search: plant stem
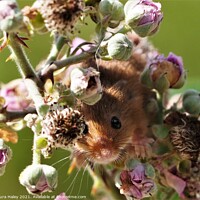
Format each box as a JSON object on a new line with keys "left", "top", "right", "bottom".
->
{"left": 54, "top": 48, "right": 96, "bottom": 68}
{"left": 32, "top": 132, "right": 41, "bottom": 165}
{"left": 39, "top": 47, "right": 96, "bottom": 82}
{"left": 0, "top": 108, "right": 36, "bottom": 122}
{"left": 88, "top": 166, "right": 126, "bottom": 200}
{"left": 8, "top": 33, "right": 45, "bottom": 165}
{"left": 45, "top": 35, "right": 66, "bottom": 66}
{"left": 118, "top": 24, "right": 132, "bottom": 35}
{"left": 8, "top": 33, "right": 42, "bottom": 86}
{"left": 8, "top": 33, "right": 45, "bottom": 116}
{"left": 24, "top": 79, "right": 44, "bottom": 116}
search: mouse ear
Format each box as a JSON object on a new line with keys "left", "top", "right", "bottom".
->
{"left": 113, "top": 80, "right": 127, "bottom": 89}
{"left": 107, "top": 80, "right": 128, "bottom": 101}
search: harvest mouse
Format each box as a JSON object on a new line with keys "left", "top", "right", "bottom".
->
{"left": 73, "top": 35, "right": 157, "bottom": 165}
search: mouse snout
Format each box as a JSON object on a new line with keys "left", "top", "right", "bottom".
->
{"left": 91, "top": 137, "right": 119, "bottom": 164}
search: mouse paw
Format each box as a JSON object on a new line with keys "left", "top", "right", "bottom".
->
{"left": 131, "top": 135, "right": 154, "bottom": 159}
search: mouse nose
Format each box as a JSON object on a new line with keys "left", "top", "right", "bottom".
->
{"left": 92, "top": 138, "right": 119, "bottom": 164}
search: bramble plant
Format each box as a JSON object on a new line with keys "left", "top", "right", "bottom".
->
{"left": 0, "top": 0, "right": 199, "bottom": 200}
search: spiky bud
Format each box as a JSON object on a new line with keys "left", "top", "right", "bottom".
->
{"left": 41, "top": 104, "right": 87, "bottom": 158}
{"left": 165, "top": 112, "right": 200, "bottom": 162}
{"left": 37, "top": 0, "right": 85, "bottom": 36}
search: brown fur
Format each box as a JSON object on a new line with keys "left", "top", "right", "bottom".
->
{"left": 74, "top": 37, "right": 156, "bottom": 164}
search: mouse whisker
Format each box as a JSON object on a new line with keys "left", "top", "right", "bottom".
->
{"left": 65, "top": 159, "right": 88, "bottom": 195}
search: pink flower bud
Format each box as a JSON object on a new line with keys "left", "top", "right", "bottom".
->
{"left": 124, "top": 0, "right": 163, "bottom": 37}
{"left": 19, "top": 164, "right": 58, "bottom": 195}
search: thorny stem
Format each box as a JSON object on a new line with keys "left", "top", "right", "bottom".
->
{"left": 88, "top": 166, "right": 126, "bottom": 200}
{"left": 8, "top": 33, "right": 45, "bottom": 165}
{"left": 8, "top": 33, "right": 45, "bottom": 116}
{"left": 8, "top": 33, "right": 42, "bottom": 86}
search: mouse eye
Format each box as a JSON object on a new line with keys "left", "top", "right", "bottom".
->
{"left": 111, "top": 116, "right": 121, "bottom": 129}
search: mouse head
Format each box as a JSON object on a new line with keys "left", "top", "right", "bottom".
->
{"left": 74, "top": 80, "right": 146, "bottom": 164}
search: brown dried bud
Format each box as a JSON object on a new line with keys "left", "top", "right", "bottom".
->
{"left": 165, "top": 112, "right": 200, "bottom": 162}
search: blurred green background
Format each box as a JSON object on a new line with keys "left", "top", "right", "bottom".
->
{"left": 0, "top": 0, "right": 200, "bottom": 200}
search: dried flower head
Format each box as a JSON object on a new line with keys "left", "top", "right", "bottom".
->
{"left": 41, "top": 103, "right": 87, "bottom": 158}
{"left": 37, "top": 0, "right": 85, "bottom": 36}
{"left": 165, "top": 112, "right": 200, "bottom": 162}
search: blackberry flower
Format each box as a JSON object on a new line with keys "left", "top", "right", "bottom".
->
{"left": 117, "top": 163, "right": 156, "bottom": 199}
{"left": 41, "top": 104, "right": 87, "bottom": 158}
{"left": 37, "top": 0, "right": 84, "bottom": 36}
